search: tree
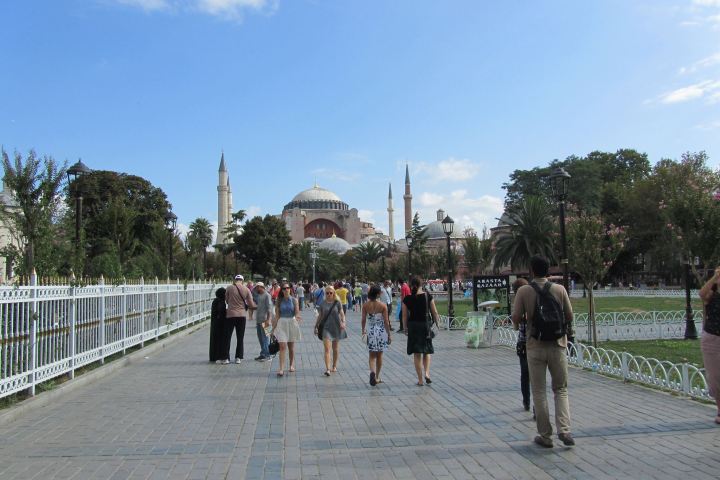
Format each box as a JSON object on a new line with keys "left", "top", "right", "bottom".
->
{"left": 353, "top": 242, "right": 384, "bottom": 280}
{"left": 566, "top": 212, "right": 626, "bottom": 346}
{"left": 234, "top": 215, "right": 291, "bottom": 278}
{"left": 188, "top": 217, "right": 213, "bottom": 277}
{"left": 492, "top": 196, "right": 556, "bottom": 273}
{"left": 1, "top": 149, "right": 67, "bottom": 275}
{"left": 463, "top": 226, "right": 492, "bottom": 275}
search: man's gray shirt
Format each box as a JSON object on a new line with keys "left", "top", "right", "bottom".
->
{"left": 255, "top": 291, "right": 273, "bottom": 324}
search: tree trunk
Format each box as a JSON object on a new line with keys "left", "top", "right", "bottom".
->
{"left": 202, "top": 250, "right": 207, "bottom": 278}
{"left": 26, "top": 241, "right": 34, "bottom": 276}
{"left": 588, "top": 288, "right": 598, "bottom": 347}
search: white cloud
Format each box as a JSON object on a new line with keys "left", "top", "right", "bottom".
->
{"left": 695, "top": 120, "right": 720, "bottom": 130}
{"left": 111, "top": 0, "right": 276, "bottom": 20}
{"left": 114, "top": 0, "right": 169, "bottom": 10}
{"left": 414, "top": 189, "right": 504, "bottom": 233}
{"left": 357, "top": 209, "right": 376, "bottom": 225}
{"left": 655, "top": 79, "right": 720, "bottom": 104}
{"left": 679, "top": 52, "right": 720, "bottom": 74}
{"left": 693, "top": 0, "right": 720, "bottom": 7}
{"left": 245, "top": 205, "right": 262, "bottom": 219}
{"left": 413, "top": 157, "right": 483, "bottom": 184}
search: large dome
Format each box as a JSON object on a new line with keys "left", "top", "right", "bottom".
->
{"left": 284, "top": 184, "right": 349, "bottom": 212}
{"left": 292, "top": 185, "right": 342, "bottom": 203}
{"left": 425, "top": 220, "right": 462, "bottom": 240}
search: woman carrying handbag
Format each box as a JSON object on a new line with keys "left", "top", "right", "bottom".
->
{"left": 314, "top": 286, "right": 346, "bottom": 376}
{"left": 401, "top": 277, "right": 440, "bottom": 386}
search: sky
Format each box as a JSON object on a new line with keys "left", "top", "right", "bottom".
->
{"left": 2, "top": 0, "right": 720, "bottom": 241}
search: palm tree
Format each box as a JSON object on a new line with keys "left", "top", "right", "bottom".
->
{"left": 353, "top": 241, "right": 385, "bottom": 279}
{"left": 189, "top": 217, "right": 213, "bottom": 277}
{"left": 492, "top": 196, "right": 556, "bottom": 273}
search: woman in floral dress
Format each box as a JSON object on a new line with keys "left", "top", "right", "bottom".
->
{"left": 361, "top": 284, "right": 391, "bottom": 386}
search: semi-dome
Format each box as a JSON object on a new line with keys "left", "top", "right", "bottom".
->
{"left": 284, "top": 184, "right": 349, "bottom": 212}
{"left": 317, "top": 234, "right": 352, "bottom": 254}
{"left": 425, "top": 220, "right": 462, "bottom": 240}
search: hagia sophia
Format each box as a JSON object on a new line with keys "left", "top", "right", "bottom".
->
{"left": 215, "top": 153, "right": 463, "bottom": 255}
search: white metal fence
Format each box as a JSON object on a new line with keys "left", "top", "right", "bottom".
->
{"left": 0, "top": 276, "right": 216, "bottom": 399}
{"left": 569, "top": 288, "right": 698, "bottom": 298}
{"left": 445, "top": 313, "right": 711, "bottom": 401}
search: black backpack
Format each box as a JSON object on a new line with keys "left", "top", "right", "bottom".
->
{"left": 529, "top": 282, "right": 566, "bottom": 341}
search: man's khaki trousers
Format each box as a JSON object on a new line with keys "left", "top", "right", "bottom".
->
{"left": 527, "top": 342, "right": 571, "bottom": 440}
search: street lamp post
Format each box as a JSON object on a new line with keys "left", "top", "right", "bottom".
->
{"left": 66, "top": 159, "right": 92, "bottom": 272}
{"left": 405, "top": 233, "right": 414, "bottom": 281}
{"left": 442, "top": 215, "right": 455, "bottom": 319}
{"left": 684, "top": 257, "right": 698, "bottom": 339}
{"left": 550, "top": 167, "right": 571, "bottom": 292}
{"left": 165, "top": 212, "right": 177, "bottom": 277}
{"left": 311, "top": 241, "right": 318, "bottom": 284}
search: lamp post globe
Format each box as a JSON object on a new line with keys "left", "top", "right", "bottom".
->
{"left": 550, "top": 167, "right": 571, "bottom": 293}
{"left": 66, "top": 159, "right": 92, "bottom": 272}
{"left": 441, "top": 215, "right": 455, "bottom": 320}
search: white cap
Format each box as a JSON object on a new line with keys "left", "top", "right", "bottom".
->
{"left": 255, "top": 282, "right": 265, "bottom": 288}
{"left": 234, "top": 274, "right": 244, "bottom": 281}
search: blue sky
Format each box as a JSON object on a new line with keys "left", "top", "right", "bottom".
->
{"left": 2, "top": 0, "right": 719, "bottom": 240}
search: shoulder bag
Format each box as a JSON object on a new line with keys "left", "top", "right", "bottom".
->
{"left": 425, "top": 293, "right": 439, "bottom": 339}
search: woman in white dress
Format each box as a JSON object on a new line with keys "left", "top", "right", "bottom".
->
{"left": 361, "top": 284, "right": 391, "bottom": 386}
{"left": 272, "top": 283, "right": 302, "bottom": 377}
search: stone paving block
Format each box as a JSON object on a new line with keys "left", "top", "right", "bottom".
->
{"left": 1, "top": 309, "right": 720, "bottom": 479}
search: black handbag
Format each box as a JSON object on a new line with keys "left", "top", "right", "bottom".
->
{"left": 425, "top": 293, "right": 438, "bottom": 339}
{"left": 268, "top": 336, "right": 280, "bottom": 355}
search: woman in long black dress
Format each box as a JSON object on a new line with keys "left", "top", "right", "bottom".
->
{"left": 402, "top": 277, "right": 440, "bottom": 386}
{"left": 210, "top": 287, "right": 226, "bottom": 363}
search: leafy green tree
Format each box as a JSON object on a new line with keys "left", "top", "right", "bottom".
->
{"left": 493, "top": 196, "right": 556, "bottom": 272}
{"left": 189, "top": 217, "right": 213, "bottom": 277}
{"left": 353, "top": 241, "right": 384, "bottom": 280}
{"left": 566, "top": 212, "right": 627, "bottom": 346}
{"left": 234, "top": 215, "right": 291, "bottom": 278}
{"left": 1, "top": 149, "right": 67, "bottom": 275}
{"left": 462, "top": 226, "right": 492, "bottom": 275}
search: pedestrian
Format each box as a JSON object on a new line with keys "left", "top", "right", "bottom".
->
{"left": 314, "top": 282, "right": 325, "bottom": 307}
{"left": 379, "top": 280, "right": 394, "bottom": 330}
{"left": 210, "top": 287, "right": 226, "bottom": 363}
{"left": 296, "top": 283, "right": 305, "bottom": 310}
{"left": 361, "top": 281, "right": 369, "bottom": 305}
{"left": 511, "top": 255, "right": 575, "bottom": 448}
{"left": 251, "top": 282, "right": 274, "bottom": 361}
{"left": 402, "top": 277, "right": 439, "bottom": 386}
{"left": 270, "top": 280, "right": 280, "bottom": 301}
{"left": 272, "top": 283, "right": 302, "bottom": 376}
{"left": 335, "top": 282, "right": 349, "bottom": 314}
{"left": 699, "top": 266, "right": 720, "bottom": 424}
{"left": 397, "top": 278, "right": 411, "bottom": 333}
{"left": 362, "top": 284, "right": 391, "bottom": 386}
{"left": 353, "top": 283, "right": 362, "bottom": 310}
{"left": 314, "top": 285, "right": 346, "bottom": 376}
{"left": 512, "top": 277, "right": 531, "bottom": 412}
{"left": 223, "top": 275, "right": 256, "bottom": 365}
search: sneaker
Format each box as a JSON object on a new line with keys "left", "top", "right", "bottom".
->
{"left": 254, "top": 356, "right": 264, "bottom": 361}
{"left": 221, "top": 359, "right": 230, "bottom": 365}
{"left": 260, "top": 356, "right": 272, "bottom": 362}
{"left": 215, "top": 360, "right": 222, "bottom": 365}
{"left": 534, "top": 436, "right": 553, "bottom": 448}
{"left": 235, "top": 358, "right": 243, "bottom": 364}
{"left": 558, "top": 433, "right": 575, "bottom": 446}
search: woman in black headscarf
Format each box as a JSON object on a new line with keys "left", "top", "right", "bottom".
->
{"left": 210, "top": 287, "right": 226, "bottom": 363}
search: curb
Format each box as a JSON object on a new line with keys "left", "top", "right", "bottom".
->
{"left": 0, "top": 318, "right": 209, "bottom": 427}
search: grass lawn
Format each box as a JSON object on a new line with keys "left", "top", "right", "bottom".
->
{"left": 585, "top": 339, "right": 703, "bottom": 367}
{"left": 434, "top": 296, "right": 702, "bottom": 317}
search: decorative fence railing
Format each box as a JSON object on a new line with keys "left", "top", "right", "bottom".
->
{"left": 569, "top": 288, "right": 699, "bottom": 298}
{"left": 0, "top": 277, "right": 216, "bottom": 399}
{"left": 442, "top": 312, "right": 712, "bottom": 400}
{"left": 441, "top": 310, "right": 702, "bottom": 341}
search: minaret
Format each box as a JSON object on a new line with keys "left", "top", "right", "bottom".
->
{"left": 403, "top": 163, "right": 412, "bottom": 235}
{"left": 227, "top": 176, "right": 233, "bottom": 228}
{"left": 387, "top": 183, "right": 395, "bottom": 242}
{"left": 217, "top": 152, "right": 229, "bottom": 245}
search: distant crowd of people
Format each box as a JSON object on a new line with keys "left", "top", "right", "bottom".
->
{"left": 209, "top": 276, "right": 439, "bottom": 384}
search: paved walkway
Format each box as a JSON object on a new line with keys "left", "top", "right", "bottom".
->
{"left": 1, "top": 307, "right": 719, "bottom": 479}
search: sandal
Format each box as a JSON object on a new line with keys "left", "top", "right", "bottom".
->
{"left": 289, "top": 366, "right": 296, "bottom": 373}
{"left": 369, "top": 371, "right": 377, "bottom": 386}
{"left": 416, "top": 381, "right": 424, "bottom": 386}
{"left": 324, "top": 371, "right": 331, "bottom": 377}
{"left": 425, "top": 377, "right": 432, "bottom": 384}
{"left": 331, "top": 367, "right": 338, "bottom": 373}
{"left": 277, "top": 371, "right": 284, "bottom": 377}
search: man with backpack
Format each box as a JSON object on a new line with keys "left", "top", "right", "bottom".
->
{"left": 511, "top": 255, "right": 575, "bottom": 448}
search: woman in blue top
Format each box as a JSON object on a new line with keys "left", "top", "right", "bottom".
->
{"left": 272, "top": 283, "right": 302, "bottom": 377}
